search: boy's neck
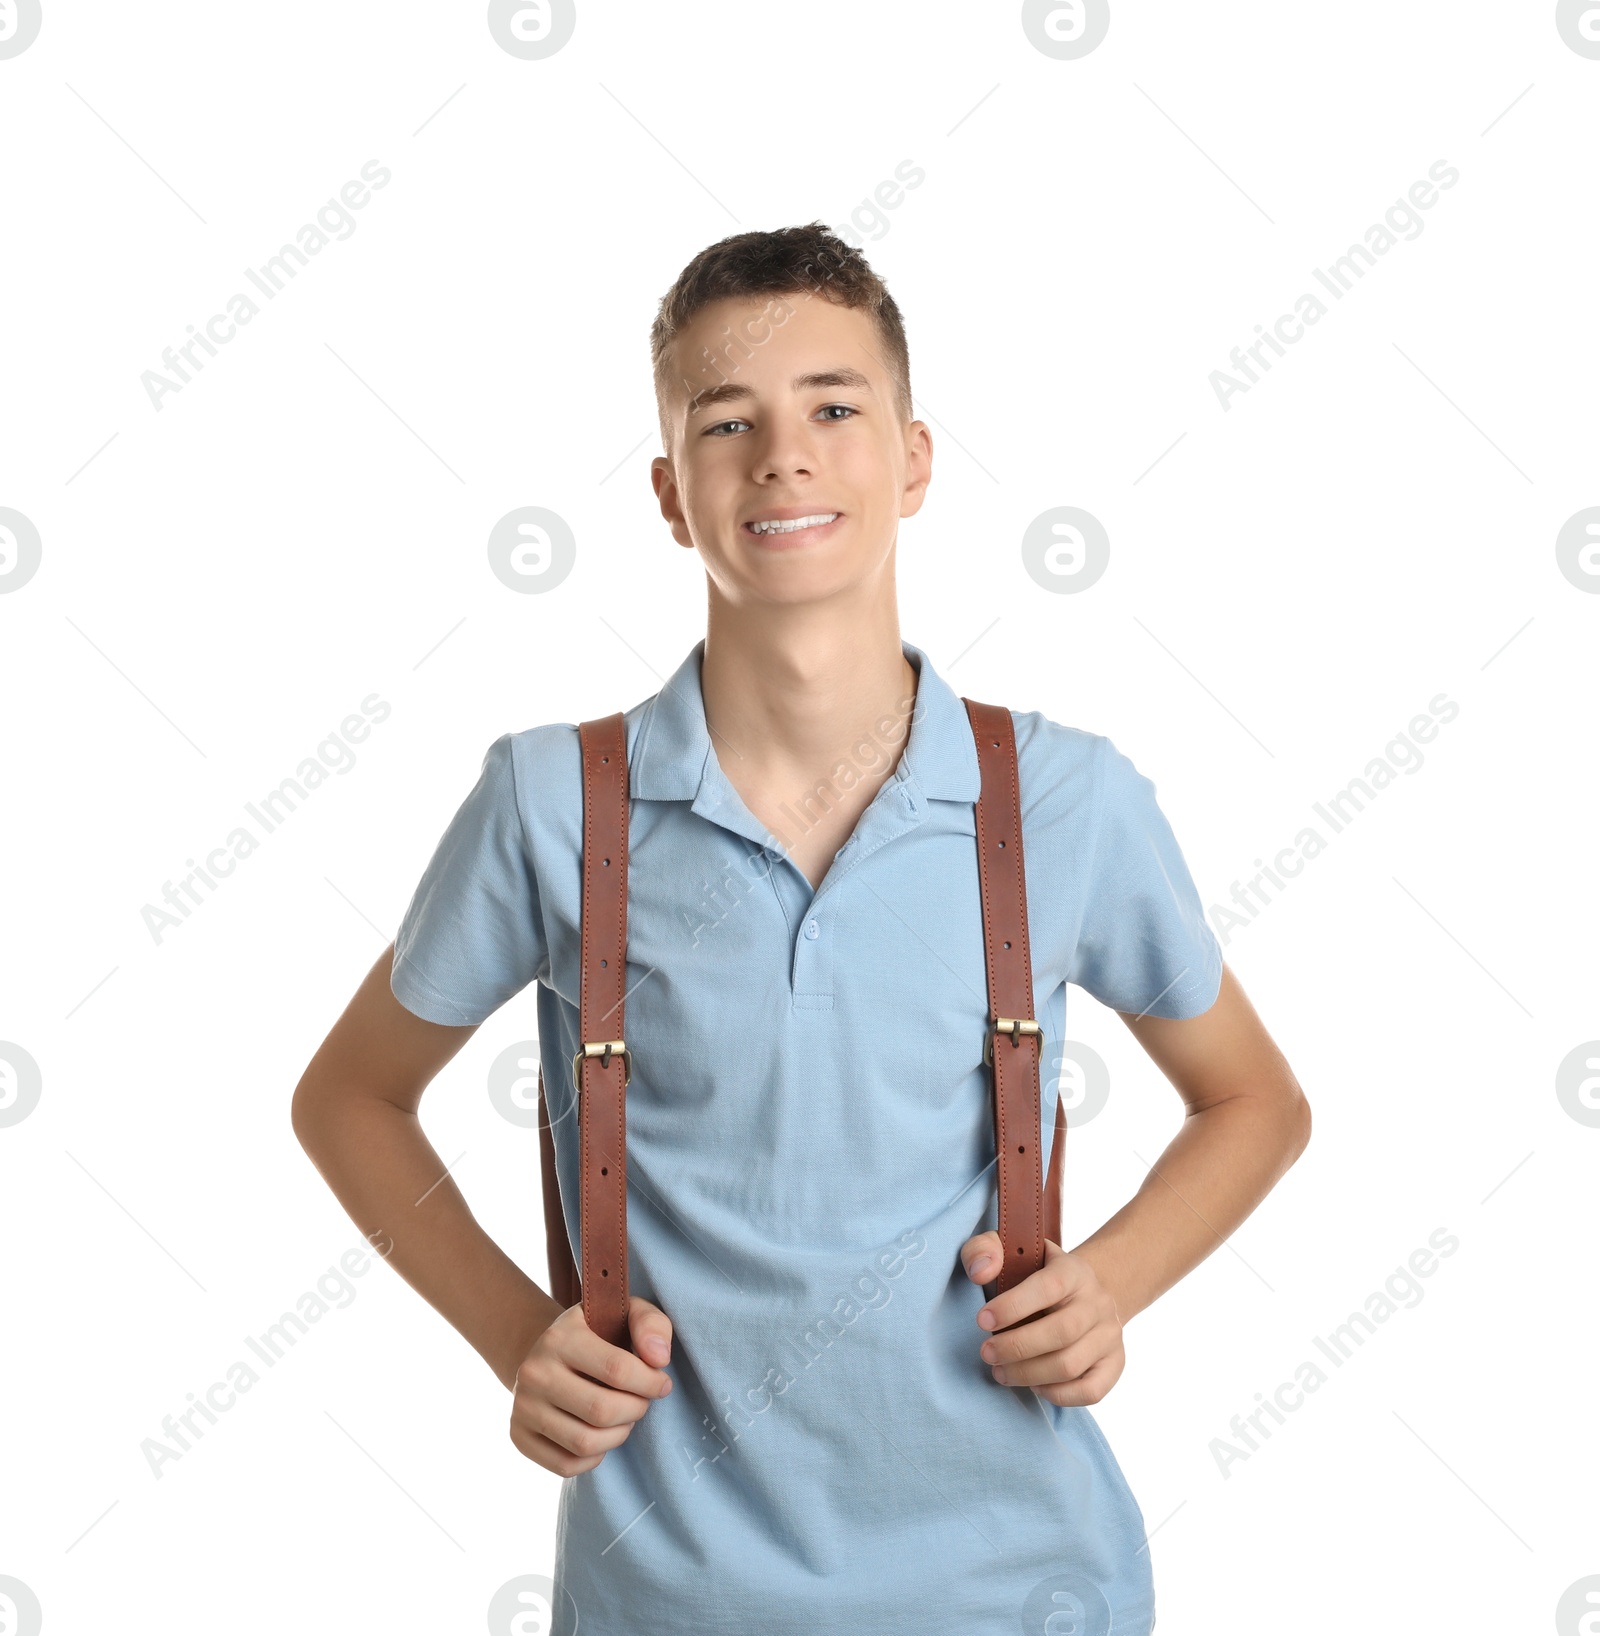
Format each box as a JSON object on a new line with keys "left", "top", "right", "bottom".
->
{"left": 698, "top": 604, "right": 917, "bottom": 782}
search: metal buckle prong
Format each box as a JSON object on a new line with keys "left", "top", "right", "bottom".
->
{"left": 982, "top": 1016, "right": 1041, "bottom": 1066}
{"left": 571, "top": 1039, "right": 633, "bottom": 1095}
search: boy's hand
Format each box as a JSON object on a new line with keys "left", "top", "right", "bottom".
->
{"left": 959, "top": 1232, "right": 1125, "bottom": 1407}
{"left": 509, "top": 1295, "right": 675, "bottom": 1476}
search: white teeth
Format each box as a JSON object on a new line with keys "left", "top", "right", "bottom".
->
{"left": 747, "top": 513, "right": 838, "bottom": 535}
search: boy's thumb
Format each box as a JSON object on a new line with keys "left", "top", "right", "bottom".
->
{"left": 628, "top": 1296, "right": 673, "bottom": 1369}
{"left": 961, "top": 1230, "right": 1003, "bottom": 1283}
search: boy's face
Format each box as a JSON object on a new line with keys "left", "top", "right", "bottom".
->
{"left": 651, "top": 292, "right": 932, "bottom": 607}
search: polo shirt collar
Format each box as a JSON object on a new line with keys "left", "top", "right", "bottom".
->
{"left": 629, "top": 637, "right": 982, "bottom": 808}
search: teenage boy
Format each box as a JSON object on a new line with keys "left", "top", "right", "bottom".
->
{"left": 292, "top": 224, "right": 1310, "bottom": 1635}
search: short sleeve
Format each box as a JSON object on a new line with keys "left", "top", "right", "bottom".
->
{"left": 1067, "top": 735, "right": 1222, "bottom": 1019}
{"left": 390, "top": 733, "right": 547, "bottom": 1026}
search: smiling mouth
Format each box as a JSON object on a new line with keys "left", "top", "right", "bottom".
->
{"left": 742, "top": 512, "right": 842, "bottom": 538}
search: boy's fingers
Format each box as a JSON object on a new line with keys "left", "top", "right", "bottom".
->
{"left": 975, "top": 1242, "right": 1092, "bottom": 1334}
{"left": 975, "top": 1250, "right": 1079, "bottom": 1335}
{"left": 1038, "top": 1354, "right": 1123, "bottom": 1407}
{"left": 555, "top": 1307, "right": 673, "bottom": 1399}
{"left": 540, "top": 1371, "right": 652, "bottom": 1430}
{"left": 979, "top": 1302, "right": 1097, "bottom": 1367}
{"left": 960, "top": 1230, "right": 1004, "bottom": 1282}
{"left": 628, "top": 1296, "right": 675, "bottom": 1376}
{"left": 987, "top": 1317, "right": 1117, "bottom": 1382}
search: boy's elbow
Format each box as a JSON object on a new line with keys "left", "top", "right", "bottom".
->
{"left": 290, "top": 1069, "right": 334, "bottom": 1157}
{"left": 1282, "top": 1074, "right": 1312, "bottom": 1163}
{"left": 289, "top": 1079, "right": 316, "bottom": 1153}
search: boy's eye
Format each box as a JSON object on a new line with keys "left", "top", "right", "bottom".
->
{"left": 703, "top": 404, "right": 859, "bottom": 437}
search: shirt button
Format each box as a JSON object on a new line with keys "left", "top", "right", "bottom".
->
{"left": 803, "top": 918, "right": 820, "bottom": 940}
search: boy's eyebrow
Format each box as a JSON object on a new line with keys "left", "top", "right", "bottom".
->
{"left": 685, "top": 367, "right": 875, "bottom": 417}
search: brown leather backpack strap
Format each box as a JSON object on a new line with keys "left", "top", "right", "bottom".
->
{"left": 575, "top": 712, "right": 632, "bottom": 1350}
{"left": 963, "top": 698, "right": 1047, "bottom": 1305}
{"left": 537, "top": 1065, "right": 582, "bottom": 1311}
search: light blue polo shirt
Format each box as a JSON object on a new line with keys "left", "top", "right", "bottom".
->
{"left": 391, "top": 636, "right": 1221, "bottom": 1635}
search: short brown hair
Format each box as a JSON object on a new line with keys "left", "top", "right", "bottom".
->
{"left": 649, "top": 222, "right": 912, "bottom": 451}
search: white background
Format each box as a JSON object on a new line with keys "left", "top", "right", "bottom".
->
{"left": 2, "top": 2, "right": 1596, "bottom": 1631}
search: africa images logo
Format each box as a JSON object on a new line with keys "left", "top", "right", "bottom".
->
{"left": 0, "top": 0, "right": 43, "bottom": 58}
{"left": 1020, "top": 0, "right": 1111, "bottom": 59}
{"left": 0, "top": 507, "right": 43, "bottom": 593}
{"left": 139, "top": 162, "right": 392, "bottom": 411}
{"left": 486, "top": 0, "right": 577, "bottom": 58}
{"left": 1556, "top": 0, "right": 1600, "bottom": 56}
{"left": 1208, "top": 162, "right": 1460, "bottom": 411}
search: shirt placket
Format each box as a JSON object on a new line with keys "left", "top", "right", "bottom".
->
{"left": 689, "top": 754, "right": 931, "bottom": 1009}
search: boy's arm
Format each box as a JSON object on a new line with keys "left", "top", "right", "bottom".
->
{"left": 961, "top": 963, "right": 1310, "bottom": 1402}
{"left": 290, "top": 946, "right": 563, "bottom": 1390}
{"left": 1073, "top": 961, "right": 1311, "bottom": 1321}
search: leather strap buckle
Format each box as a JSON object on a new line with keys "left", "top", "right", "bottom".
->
{"left": 983, "top": 1016, "right": 1041, "bottom": 1066}
{"left": 572, "top": 1039, "right": 632, "bottom": 1096}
